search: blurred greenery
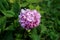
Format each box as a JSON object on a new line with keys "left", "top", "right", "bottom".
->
{"left": 0, "top": 0, "right": 60, "bottom": 40}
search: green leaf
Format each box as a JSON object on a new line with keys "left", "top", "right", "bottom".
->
{"left": 26, "top": 0, "right": 43, "bottom": 3}
{"left": 0, "top": 0, "right": 6, "bottom": 10}
{"left": 49, "top": 31, "right": 59, "bottom": 40}
{"left": 9, "top": 0, "right": 15, "bottom": 3}
{"left": 15, "top": 33, "right": 22, "bottom": 40}
{"left": 11, "top": 0, "right": 20, "bottom": 13}
{"left": 5, "top": 23, "right": 14, "bottom": 30}
{"left": 36, "top": 5, "right": 41, "bottom": 11}
{"left": 0, "top": 16, "right": 6, "bottom": 31}
{"left": 29, "top": 4, "right": 35, "bottom": 9}
{"left": 40, "top": 24, "right": 47, "bottom": 33}
{"left": 13, "top": 19, "right": 19, "bottom": 28}
{"left": 5, "top": 19, "right": 19, "bottom": 30}
{"left": 1, "top": 10, "right": 15, "bottom": 17}
{"left": 30, "top": 28, "right": 40, "bottom": 40}
{"left": 0, "top": 0, "right": 9, "bottom": 10}
{"left": 20, "top": 2, "right": 28, "bottom": 7}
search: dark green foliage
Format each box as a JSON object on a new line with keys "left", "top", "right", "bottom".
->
{"left": 0, "top": 0, "right": 60, "bottom": 40}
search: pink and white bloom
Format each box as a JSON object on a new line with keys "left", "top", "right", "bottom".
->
{"left": 19, "top": 9, "right": 41, "bottom": 30}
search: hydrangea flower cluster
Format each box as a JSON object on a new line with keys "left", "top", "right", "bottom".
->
{"left": 19, "top": 9, "right": 41, "bottom": 30}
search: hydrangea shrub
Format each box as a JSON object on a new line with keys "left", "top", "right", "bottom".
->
{"left": 19, "top": 9, "right": 41, "bottom": 30}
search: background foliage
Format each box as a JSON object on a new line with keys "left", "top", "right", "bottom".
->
{"left": 0, "top": 0, "right": 60, "bottom": 40}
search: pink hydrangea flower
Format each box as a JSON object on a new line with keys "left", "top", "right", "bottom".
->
{"left": 19, "top": 9, "right": 41, "bottom": 30}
